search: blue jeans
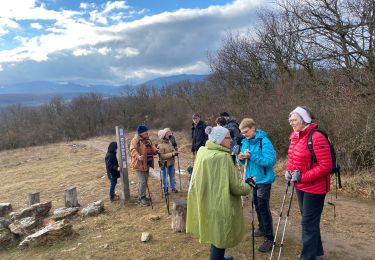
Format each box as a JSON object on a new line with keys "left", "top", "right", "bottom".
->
{"left": 296, "top": 189, "right": 325, "bottom": 260}
{"left": 109, "top": 177, "right": 118, "bottom": 200}
{"left": 161, "top": 165, "right": 175, "bottom": 192}
{"left": 253, "top": 184, "right": 274, "bottom": 241}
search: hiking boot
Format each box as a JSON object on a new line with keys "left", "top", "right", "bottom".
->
{"left": 139, "top": 197, "right": 150, "bottom": 207}
{"left": 172, "top": 189, "right": 178, "bottom": 193}
{"left": 258, "top": 239, "right": 273, "bottom": 252}
{"left": 316, "top": 256, "right": 324, "bottom": 260}
{"left": 254, "top": 229, "right": 264, "bottom": 237}
{"left": 110, "top": 194, "right": 120, "bottom": 202}
{"left": 224, "top": 256, "right": 233, "bottom": 260}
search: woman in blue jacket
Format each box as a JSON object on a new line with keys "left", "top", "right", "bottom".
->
{"left": 238, "top": 118, "right": 276, "bottom": 253}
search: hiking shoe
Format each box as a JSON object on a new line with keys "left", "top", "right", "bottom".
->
{"left": 224, "top": 256, "right": 233, "bottom": 260}
{"left": 258, "top": 239, "right": 273, "bottom": 252}
{"left": 139, "top": 198, "right": 150, "bottom": 207}
{"left": 172, "top": 189, "right": 178, "bottom": 193}
{"left": 254, "top": 229, "right": 264, "bottom": 237}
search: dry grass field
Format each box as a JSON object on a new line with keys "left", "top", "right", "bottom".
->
{"left": 0, "top": 131, "right": 374, "bottom": 260}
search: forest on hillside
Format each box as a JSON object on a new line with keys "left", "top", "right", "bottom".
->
{"left": 0, "top": 0, "right": 374, "bottom": 172}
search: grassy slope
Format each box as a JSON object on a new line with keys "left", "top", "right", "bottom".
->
{"left": 0, "top": 132, "right": 374, "bottom": 259}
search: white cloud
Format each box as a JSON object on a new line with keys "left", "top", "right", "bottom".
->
{"left": 102, "top": 1, "right": 130, "bottom": 14}
{"left": 30, "top": 22, "right": 43, "bottom": 29}
{"left": 0, "top": 0, "right": 269, "bottom": 85}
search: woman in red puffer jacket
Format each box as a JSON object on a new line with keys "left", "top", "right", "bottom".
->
{"left": 285, "top": 106, "right": 332, "bottom": 260}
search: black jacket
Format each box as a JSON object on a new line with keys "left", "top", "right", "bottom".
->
{"left": 105, "top": 142, "right": 120, "bottom": 179}
{"left": 191, "top": 121, "right": 208, "bottom": 153}
{"left": 225, "top": 117, "right": 244, "bottom": 153}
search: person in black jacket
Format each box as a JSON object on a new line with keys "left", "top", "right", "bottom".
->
{"left": 105, "top": 142, "right": 121, "bottom": 202}
{"left": 191, "top": 113, "right": 208, "bottom": 156}
{"left": 220, "top": 112, "right": 244, "bottom": 164}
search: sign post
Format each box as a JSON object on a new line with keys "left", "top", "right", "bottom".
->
{"left": 116, "top": 126, "right": 130, "bottom": 202}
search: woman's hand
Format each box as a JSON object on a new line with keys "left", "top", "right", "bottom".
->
{"left": 238, "top": 150, "right": 250, "bottom": 160}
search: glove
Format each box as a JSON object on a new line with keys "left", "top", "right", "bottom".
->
{"left": 245, "top": 177, "right": 256, "bottom": 188}
{"left": 285, "top": 170, "right": 292, "bottom": 181}
{"left": 291, "top": 169, "right": 302, "bottom": 183}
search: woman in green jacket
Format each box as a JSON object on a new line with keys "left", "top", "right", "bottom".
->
{"left": 187, "top": 126, "right": 251, "bottom": 260}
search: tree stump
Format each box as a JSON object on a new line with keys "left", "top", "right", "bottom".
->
{"left": 64, "top": 187, "right": 80, "bottom": 208}
{"left": 27, "top": 192, "right": 40, "bottom": 206}
{"left": 171, "top": 199, "right": 187, "bottom": 232}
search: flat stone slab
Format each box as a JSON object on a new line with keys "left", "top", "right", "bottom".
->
{"left": 81, "top": 200, "right": 104, "bottom": 217}
{"left": 52, "top": 207, "right": 79, "bottom": 221}
{"left": 19, "top": 220, "right": 73, "bottom": 248}
{"left": 10, "top": 202, "right": 52, "bottom": 221}
{"left": 9, "top": 217, "right": 40, "bottom": 236}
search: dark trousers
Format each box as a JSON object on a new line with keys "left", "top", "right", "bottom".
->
{"left": 296, "top": 189, "right": 325, "bottom": 260}
{"left": 253, "top": 184, "right": 274, "bottom": 241}
{"left": 109, "top": 177, "right": 117, "bottom": 200}
{"left": 210, "top": 244, "right": 225, "bottom": 260}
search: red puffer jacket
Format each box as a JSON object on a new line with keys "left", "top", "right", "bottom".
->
{"left": 286, "top": 123, "right": 332, "bottom": 194}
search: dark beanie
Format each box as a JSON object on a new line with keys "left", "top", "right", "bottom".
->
{"left": 220, "top": 112, "right": 230, "bottom": 117}
{"left": 137, "top": 125, "right": 148, "bottom": 134}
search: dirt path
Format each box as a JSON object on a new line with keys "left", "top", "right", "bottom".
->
{"left": 243, "top": 181, "right": 375, "bottom": 259}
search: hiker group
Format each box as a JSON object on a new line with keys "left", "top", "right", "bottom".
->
{"left": 105, "top": 106, "right": 339, "bottom": 260}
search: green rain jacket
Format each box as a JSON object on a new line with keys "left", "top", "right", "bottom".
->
{"left": 186, "top": 140, "right": 251, "bottom": 249}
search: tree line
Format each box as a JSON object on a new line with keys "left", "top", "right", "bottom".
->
{"left": 0, "top": 0, "right": 374, "bottom": 171}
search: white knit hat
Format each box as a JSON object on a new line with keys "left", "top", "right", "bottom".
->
{"left": 158, "top": 129, "right": 167, "bottom": 139}
{"left": 292, "top": 106, "right": 312, "bottom": 123}
{"left": 205, "top": 126, "right": 229, "bottom": 144}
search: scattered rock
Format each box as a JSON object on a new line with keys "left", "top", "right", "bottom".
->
{"left": 100, "top": 243, "right": 109, "bottom": 249}
{"left": 149, "top": 215, "right": 160, "bottom": 221}
{"left": 10, "top": 202, "right": 52, "bottom": 221}
{"left": 0, "top": 226, "right": 14, "bottom": 247}
{"left": 0, "top": 218, "right": 10, "bottom": 229}
{"left": 9, "top": 217, "right": 41, "bottom": 236}
{"left": 19, "top": 220, "right": 73, "bottom": 248}
{"left": 0, "top": 203, "right": 12, "bottom": 217}
{"left": 61, "top": 242, "right": 82, "bottom": 252}
{"left": 52, "top": 207, "right": 79, "bottom": 221}
{"left": 81, "top": 201, "right": 104, "bottom": 217}
{"left": 141, "top": 232, "right": 151, "bottom": 242}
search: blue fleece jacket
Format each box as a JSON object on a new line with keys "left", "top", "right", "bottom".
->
{"left": 239, "top": 129, "right": 276, "bottom": 184}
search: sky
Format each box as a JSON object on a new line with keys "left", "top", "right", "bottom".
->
{"left": 0, "top": 0, "right": 274, "bottom": 86}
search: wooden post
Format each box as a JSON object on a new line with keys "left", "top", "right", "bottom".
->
{"left": 171, "top": 199, "right": 187, "bottom": 232}
{"left": 116, "top": 126, "right": 130, "bottom": 202}
{"left": 27, "top": 192, "right": 40, "bottom": 206}
{"left": 64, "top": 187, "right": 80, "bottom": 207}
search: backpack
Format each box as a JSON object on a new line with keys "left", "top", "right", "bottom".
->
{"left": 307, "top": 129, "right": 342, "bottom": 195}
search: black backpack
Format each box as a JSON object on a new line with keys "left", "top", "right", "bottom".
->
{"left": 307, "top": 129, "right": 342, "bottom": 195}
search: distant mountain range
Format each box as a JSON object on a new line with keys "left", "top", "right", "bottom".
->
{"left": 0, "top": 74, "right": 208, "bottom": 107}
{"left": 139, "top": 74, "right": 207, "bottom": 87}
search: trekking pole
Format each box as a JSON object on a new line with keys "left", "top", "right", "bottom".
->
{"left": 145, "top": 173, "right": 153, "bottom": 209}
{"left": 270, "top": 181, "right": 290, "bottom": 260}
{"left": 244, "top": 159, "right": 255, "bottom": 260}
{"left": 159, "top": 168, "right": 164, "bottom": 199}
{"left": 277, "top": 184, "right": 295, "bottom": 260}
{"left": 251, "top": 187, "right": 255, "bottom": 260}
{"left": 164, "top": 188, "right": 170, "bottom": 215}
{"left": 176, "top": 154, "right": 182, "bottom": 191}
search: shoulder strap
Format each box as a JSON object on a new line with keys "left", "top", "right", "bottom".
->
{"left": 258, "top": 138, "right": 266, "bottom": 176}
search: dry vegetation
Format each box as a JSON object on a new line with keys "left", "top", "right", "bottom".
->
{"left": 0, "top": 131, "right": 374, "bottom": 260}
